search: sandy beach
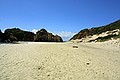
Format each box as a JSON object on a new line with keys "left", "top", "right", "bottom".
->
{"left": 0, "top": 42, "right": 120, "bottom": 80}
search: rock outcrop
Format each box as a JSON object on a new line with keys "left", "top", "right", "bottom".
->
{"left": 4, "top": 28, "right": 35, "bottom": 41}
{"left": 34, "top": 29, "right": 63, "bottom": 42}
{"left": 0, "top": 28, "right": 63, "bottom": 43}
{"left": 0, "top": 30, "right": 2, "bottom": 42}
{"left": 0, "top": 30, "right": 4, "bottom": 42}
{"left": 0, "top": 30, "right": 10, "bottom": 42}
{"left": 70, "top": 19, "right": 120, "bottom": 42}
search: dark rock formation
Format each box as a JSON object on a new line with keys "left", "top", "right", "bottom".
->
{"left": 0, "top": 30, "right": 2, "bottom": 42}
{"left": 4, "top": 28, "right": 35, "bottom": 41}
{"left": 34, "top": 29, "right": 63, "bottom": 42}
{"left": 0, "top": 28, "right": 63, "bottom": 43}
{"left": 6, "top": 33, "right": 17, "bottom": 42}
{"left": 0, "top": 30, "right": 9, "bottom": 42}
{"left": 0, "top": 30, "right": 3, "bottom": 42}
{"left": 70, "top": 19, "right": 120, "bottom": 41}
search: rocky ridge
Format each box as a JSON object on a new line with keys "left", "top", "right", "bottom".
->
{"left": 0, "top": 28, "right": 63, "bottom": 43}
{"left": 34, "top": 29, "right": 63, "bottom": 42}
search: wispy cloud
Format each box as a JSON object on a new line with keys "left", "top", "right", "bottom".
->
{"left": 54, "top": 31, "right": 76, "bottom": 41}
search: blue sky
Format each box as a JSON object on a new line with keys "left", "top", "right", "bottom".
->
{"left": 0, "top": 0, "right": 120, "bottom": 41}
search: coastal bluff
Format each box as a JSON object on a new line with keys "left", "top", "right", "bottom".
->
{"left": 0, "top": 28, "right": 63, "bottom": 42}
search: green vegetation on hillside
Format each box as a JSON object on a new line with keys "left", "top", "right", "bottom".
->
{"left": 70, "top": 19, "right": 120, "bottom": 41}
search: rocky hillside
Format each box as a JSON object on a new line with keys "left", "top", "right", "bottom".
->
{"left": 34, "top": 29, "right": 63, "bottom": 42}
{"left": 0, "top": 29, "right": 17, "bottom": 42}
{"left": 4, "top": 28, "right": 35, "bottom": 41}
{"left": 70, "top": 19, "right": 120, "bottom": 42}
{"left": 0, "top": 28, "right": 63, "bottom": 43}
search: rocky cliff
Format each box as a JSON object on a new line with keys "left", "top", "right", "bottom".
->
{"left": 0, "top": 30, "right": 16, "bottom": 42}
{"left": 34, "top": 29, "right": 63, "bottom": 42}
{"left": 4, "top": 28, "right": 35, "bottom": 41}
{"left": 0, "top": 28, "right": 63, "bottom": 43}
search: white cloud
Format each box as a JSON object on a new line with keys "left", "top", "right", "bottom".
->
{"left": 54, "top": 31, "right": 76, "bottom": 41}
{"left": 31, "top": 29, "right": 76, "bottom": 41}
{"left": 31, "top": 29, "right": 38, "bottom": 34}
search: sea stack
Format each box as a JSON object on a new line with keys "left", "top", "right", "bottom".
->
{"left": 34, "top": 28, "right": 63, "bottom": 42}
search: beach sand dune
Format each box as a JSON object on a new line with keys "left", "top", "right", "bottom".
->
{"left": 0, "top": 42, "right": 120, "bottom": 80}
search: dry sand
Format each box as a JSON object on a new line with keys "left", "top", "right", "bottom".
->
{"left": 0, "top": 42, "right": 120, "bottom": 80}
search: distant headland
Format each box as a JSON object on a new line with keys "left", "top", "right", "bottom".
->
{"left": 0, "top": 28, "right": 63, "bottom": 43}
